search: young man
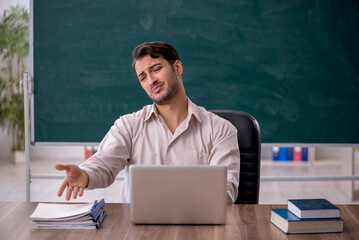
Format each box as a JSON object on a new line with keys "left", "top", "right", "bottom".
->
{"left": 55, "top": 41, "right": 240, "bottom": 203}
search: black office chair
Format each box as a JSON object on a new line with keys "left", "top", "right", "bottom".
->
{"left": 211, "top": 110, "right": 261, "bottom": 204}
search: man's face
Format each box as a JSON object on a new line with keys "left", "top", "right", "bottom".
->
{"left": 135, "top": 55, "right": 181, "bottom": 105}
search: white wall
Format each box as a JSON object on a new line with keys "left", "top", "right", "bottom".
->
{"left": 0, "top": 130, "right": 12, "bottom": 159}
{"left": 30, "top": 145, "right": 84, "bottom": 160}
{"left": 0, "top": 0, "right": 29, "bottom": 13}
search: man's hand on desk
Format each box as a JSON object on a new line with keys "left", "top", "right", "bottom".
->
{"left": 55, "top": 164, "right": 89, "bottom": 201}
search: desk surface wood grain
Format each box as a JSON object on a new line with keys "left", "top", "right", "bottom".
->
{"left": 0, "top": 202, "right": 358, "bottom": 240}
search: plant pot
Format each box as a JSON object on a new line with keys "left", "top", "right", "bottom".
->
{"left": 13, "top": 150, "right": 26, "bottom": 164}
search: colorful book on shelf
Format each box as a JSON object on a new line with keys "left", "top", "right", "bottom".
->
{"left": 272, "top": 147, "right": 279, "bottom": 160}
{"left": 278, "top": 147, "right": 288, "bottom": 161}
{"left": 288, "top": 199, "right": 341, "bottom": 219}
{"left": 302, "top": 147, "right": 308, "bottom": 161}
{"left": 286, "top": 147, "right": 293, "bottom": 161}
{"left": 293, "top": 147, "right": 302, "bottom": 161}
{"left": 30, "top": 199, "right": 106, "bottom": 229}
{"left": 270, "top": 208, "right": 343, "bottom": 234}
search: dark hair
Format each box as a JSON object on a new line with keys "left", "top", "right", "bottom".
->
{"left": 132, "top": 41, "right": 180, "bottom": 74}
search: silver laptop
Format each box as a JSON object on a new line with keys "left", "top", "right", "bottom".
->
{"left": 130, "top": 165, "right": 227, "bottom": 224}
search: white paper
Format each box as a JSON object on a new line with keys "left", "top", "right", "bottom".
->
{"left": 30, "top": 202, "right": 95, "bottom": 220}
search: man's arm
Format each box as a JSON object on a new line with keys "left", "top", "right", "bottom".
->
{"left": 78, "top": 116, "right": 133, "bottom": 189}
{"left": 209, "top": 121, "right": 240, "bottom": 204}
{"left": 55, "top": 115, "right": 133, "bottom": 200}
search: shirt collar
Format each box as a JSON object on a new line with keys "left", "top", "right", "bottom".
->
{"left": 187, "top": 98, "right": 202, "bottom": 124}
{"left": 144, "top": 104, "right": 159, "bottom": 122}
{"left": 144, "top": 97, "right": 202, "bottom": 124}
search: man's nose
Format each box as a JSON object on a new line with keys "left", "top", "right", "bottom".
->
{"left": 148, "top": 74, "right": 158, "bottom": 85}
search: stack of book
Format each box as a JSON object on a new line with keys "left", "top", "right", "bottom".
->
{"left": 30, "top": 199, "right": 106, "bottom": 229}
{"left": 272, "top": 147, "right": 308, "bottom": 161}
{"left": 271, "top": 198, "right": 344, "bottom": 234}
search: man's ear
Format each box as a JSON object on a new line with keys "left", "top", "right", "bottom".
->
{"left": 173, "top": 60, "right": 183, "bottom": 75}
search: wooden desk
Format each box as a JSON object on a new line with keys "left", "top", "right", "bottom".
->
{"left": 1, "top": 202, "right": 358, "bottom": 240}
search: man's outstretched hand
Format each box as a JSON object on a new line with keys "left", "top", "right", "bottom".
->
{"left": 55, "top": 164, "right": 89, "bottom": 201}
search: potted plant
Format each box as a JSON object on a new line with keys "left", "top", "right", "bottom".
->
{"left": 0, "top": 5, "right": 29, "bottom": 163}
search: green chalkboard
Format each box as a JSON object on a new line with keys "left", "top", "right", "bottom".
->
{"left": 33, "top": 0, "right": 359, "bottom": 144}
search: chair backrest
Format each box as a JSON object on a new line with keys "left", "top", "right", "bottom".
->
{"left": 210, "top": 110, "right": 261, "bottom": 204}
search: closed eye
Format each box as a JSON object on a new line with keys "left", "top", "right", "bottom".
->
{"left": 139, "top": 75, "right": 146, "bottom": 82}
{"left": 153, "top": 66, "right": 162, "bottom": 72}
{"left": 138, "top": 73, "right": 147, "bottom": 82}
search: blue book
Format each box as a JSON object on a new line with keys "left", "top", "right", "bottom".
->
{"left": 271, "top": 208, "right": 343, "bottom": 234}
{"left": 302, "top": 147, "right": 308, "bottom": 161}
{"left": 286, "top": 147, "right": 293, "bottom": 161}
{"left": 288, "top": 199, "right": 341, "bottom": 219}
{"left": 272, "top": 147, "right": 279, "bottom": 160}
{"left": 278, "top": 147, "right": 288, "bottom": 161}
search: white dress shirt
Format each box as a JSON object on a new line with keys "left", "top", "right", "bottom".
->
{"left": 80, "top": 98, "right": 240, "bottom": 203}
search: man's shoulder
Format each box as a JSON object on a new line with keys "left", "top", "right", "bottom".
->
{"left": 192, "top": 102, "right": 237, "bottom": 133}
{"left": 115, "top": 104, "right": 153, "bottom": 125}
{"left": 124, "top": 104, "right": 153, "bottom": 118}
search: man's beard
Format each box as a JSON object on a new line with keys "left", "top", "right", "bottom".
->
{"left": 150, "top": 72, "right": 180, "bottom": 105}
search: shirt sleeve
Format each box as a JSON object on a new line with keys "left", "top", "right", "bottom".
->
{"left": 79, "top": 116, "right": 133, "bottom": 189}
{"left": 209, "top": 120, "right": 240, "bottom": 204}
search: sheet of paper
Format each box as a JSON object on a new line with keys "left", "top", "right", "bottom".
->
{"left": 30, "top": 202, "right": 94, "bottom": 220}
